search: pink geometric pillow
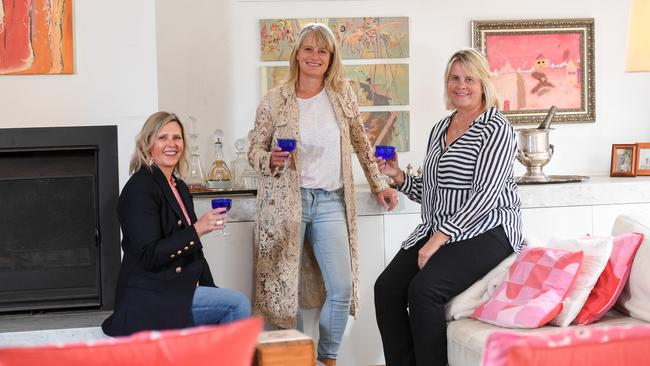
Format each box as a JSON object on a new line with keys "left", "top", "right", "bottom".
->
{"left": 472, "top": 247, "right": 583, "bottom": 328}
{"left": 574, "top": 233, "right": 644, "bottom": 325}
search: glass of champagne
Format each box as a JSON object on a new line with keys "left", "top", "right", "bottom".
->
{"left": 276, "top": 138, "right": 297, "bottom": 171}
{"left": 211, "top": 198, "right": 232, "bottom": 236}
{"left": 375, "top": 145, "right": 396, "bottom": 183}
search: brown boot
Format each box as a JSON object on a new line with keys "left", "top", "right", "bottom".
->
{"left": 318, "top": 358, "right": 336, "bottom": 366}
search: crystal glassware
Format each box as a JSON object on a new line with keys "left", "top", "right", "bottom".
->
{"left": 207, "top": 129, "right": 232, "bottom": 190}
{"left": 211, "top": 197, "right": 232, "bottom": 236}
{"left": 231, "top": 136, "right": 258, "bottom": 190}
{"left": 187, "top": 116, "right": 206, "bottom": 192}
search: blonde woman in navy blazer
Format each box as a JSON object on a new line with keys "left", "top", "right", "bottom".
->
{"left": 102, "top": 112, "right": 250, "bottom": 337}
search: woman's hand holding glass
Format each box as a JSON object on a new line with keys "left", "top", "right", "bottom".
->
{"left": 376, "top": 148, "right": 405, "bottom": 186}
{"left": 210, "top": 198, "right": 232, "bottom": 236}
{"left": 269, "top": 147, "right": 290, "bottom": 169}
{"left": 270, "top": 138, "right": 296, "bottom": 173}
{"left": 194, "top": 207, "right": 228, "bottom": 237}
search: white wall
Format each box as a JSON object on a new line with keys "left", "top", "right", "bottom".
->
{"left": 0, "top": 0, "right": 159, "bottom": 188}
{"left": 156, "top": 0, "right": 650, "bottom": 181}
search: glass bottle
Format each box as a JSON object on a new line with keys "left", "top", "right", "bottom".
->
{"left": 207, "top": 129, "right": 232, "bottom": 190}
{"left": 230, "top": 133, "right": 259, "bottom": 189}
{"left": 186, "top": 116, "right": 206, "bottom": 192}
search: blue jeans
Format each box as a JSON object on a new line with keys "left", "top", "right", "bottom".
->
{"left": 188, "top": 286, "right": 251, "bottom": 326}
{"left": 299, "top": 188, "right": 353, "bottom": 360}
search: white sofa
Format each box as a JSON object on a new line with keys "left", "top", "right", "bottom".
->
{"left": 445, "top": 214, "right": 650, "bottom": 366}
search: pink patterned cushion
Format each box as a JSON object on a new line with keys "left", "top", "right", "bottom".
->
{"left": 472, "top": 247, "right": 583, "bottom": 328}
{"left": 574, "top": 233, "right": 644, "bottom": 325}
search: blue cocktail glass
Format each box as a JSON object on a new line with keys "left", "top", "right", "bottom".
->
{"left": 375, "top": 145, "right": 396, "bottom": 183}
{"left": 211, "top": 198, "right": 232, "bottom": 236}
{"left": 375, "top": 145, "right": 396, "bottom": 160}
{"left": 276, "top": 138, "right": 297, "bottom": 171}
{"left": 277, "top": 138, "right": 297, "bottom": 153}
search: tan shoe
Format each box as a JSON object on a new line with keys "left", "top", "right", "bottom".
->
{"left": 318, "top": 358, "right": 336, "bottom": 366}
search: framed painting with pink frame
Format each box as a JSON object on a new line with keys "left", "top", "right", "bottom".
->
{"left": 472, "top": 18, "right": 595, "bottom": 125}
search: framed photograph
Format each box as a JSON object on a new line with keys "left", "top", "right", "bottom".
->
{"left": 472, "top": 18, "right": 595, "bottom": 125}
{"left": 610, "top": 144, "right": 637, "bottom": 177}
{"left": 635, "top": 143, "right": 650, "bottom": 176}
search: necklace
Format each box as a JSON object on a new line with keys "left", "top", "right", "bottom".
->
{"left": 450, "top": 123, "right": 469, "bottom": 134}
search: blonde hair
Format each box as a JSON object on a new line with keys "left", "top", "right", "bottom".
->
{"left": 285, "top": 23, "right": 345, "bottom": 92}
{"left": 443, "top": 48, "right": 500, "bottom": 111}
{"left": 129, "top": 111, "right": 189, "bottom": 176}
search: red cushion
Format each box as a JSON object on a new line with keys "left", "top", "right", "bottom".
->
{"left": 483, "top": 324, "right": 650, "bottom": 366}
{"left": 0, "top": 317, "right": 262, "bottom": 366}
{"left": 574, "top": 233, "right": 644, "bottom": 325}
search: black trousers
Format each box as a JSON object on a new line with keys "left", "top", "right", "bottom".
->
{"left": 374, "top": 226, "right": 514, "bottom": 366}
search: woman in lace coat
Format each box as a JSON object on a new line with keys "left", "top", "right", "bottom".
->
{"left": 248, "top": 23, "right": 398, "bottom": 366}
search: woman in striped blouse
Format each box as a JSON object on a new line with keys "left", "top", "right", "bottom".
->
{"left": 374, "top": 48, "right": 523, "bottom": 366}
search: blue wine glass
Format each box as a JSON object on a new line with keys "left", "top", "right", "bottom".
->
{"left": 375, "top": 145, "right": 396, "bottom": 183}
{"left": 277, "top": 138, "right": 297, "bottom": 153}
{"left": 211, "top": 198, "right": 232, "bottom": 236}
{"left": 276, "top": 138, "right": 297, "bottom": 171}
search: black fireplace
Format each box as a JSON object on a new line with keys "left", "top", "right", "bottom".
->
{"left": 0, "top": 126, "right": 120, "bottom": 314}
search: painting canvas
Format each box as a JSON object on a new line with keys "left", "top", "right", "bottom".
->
{"left": 472, "top": 19, "right": 595, "bottom": 124}
{"left": 0, "top": 0, "right": 74, "bottom": 75}
{"left": 260, "top": 64, "right": 409, "bottom": 107}
{"left": 345, "top": 64, "right": 409, "bottom": 106}
{"left": 361, "top": 111, "right": 409, "bottom": 151}
{"left": 260, "top": 17, "right": 409, "bottom": 61}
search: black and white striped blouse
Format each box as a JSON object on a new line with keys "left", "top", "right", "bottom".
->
{"left": 399, "top": 107, "right": 524, "bottom": 252}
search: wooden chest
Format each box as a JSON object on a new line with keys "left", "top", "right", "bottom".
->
{"left": 254, "top": 329, "right": 315, "bottom": 366}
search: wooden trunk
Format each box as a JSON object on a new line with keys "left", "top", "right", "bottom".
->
{"left": 254, "top": 329, "right": 315, "bottom": 366}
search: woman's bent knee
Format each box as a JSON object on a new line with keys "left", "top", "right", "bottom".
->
{"left": 233, "top": 293, "right": 251, "bottom": 320}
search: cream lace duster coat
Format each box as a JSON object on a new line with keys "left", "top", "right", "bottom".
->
{"left": 248, "top": 81, "right": 388, "bottom": 328}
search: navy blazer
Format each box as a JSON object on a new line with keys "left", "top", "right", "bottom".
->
{"left": 102, "top": 165, "right": 216, "bottom": 337}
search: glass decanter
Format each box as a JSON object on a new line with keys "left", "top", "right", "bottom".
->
{"left": 230, "top": 134, "right": 259, "bottom": 190}
{"left": 186, "top": 116, "right": 206, "bottom": 192}
{"left": 206, "top": 129, "right": 232, "bottom": 190}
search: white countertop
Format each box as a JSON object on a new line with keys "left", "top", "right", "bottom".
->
{"left": 193, "top": 176, "right": 650, "bottom": 222}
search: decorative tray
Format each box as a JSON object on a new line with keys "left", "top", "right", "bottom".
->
{"left": 516, "top": 175, "right": 590, "bottom": 185}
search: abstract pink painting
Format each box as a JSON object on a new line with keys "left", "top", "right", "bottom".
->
{"left": 0, "top": 0, "right": 74, "bottom": 75}
{"left": 473, "top": 19, "right": 595, "bottom": 124}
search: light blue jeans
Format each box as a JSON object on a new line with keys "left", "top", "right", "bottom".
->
{"left": 188, "top": 286, "right": 251, "bottom": 326}
{"left": 299, "top": 188, "right": 353, "bottom": 360}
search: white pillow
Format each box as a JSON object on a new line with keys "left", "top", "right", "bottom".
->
{"left": 544, "top": 235, "right": 613, "bottom": 326}
{"left": 611, "top": 214, "right": 650, "bottom": 322}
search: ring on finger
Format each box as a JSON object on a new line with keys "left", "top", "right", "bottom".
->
{"left": 216, "top": 219, "right": 224, "bottom": 226}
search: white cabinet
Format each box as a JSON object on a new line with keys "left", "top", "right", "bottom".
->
{"left": 201, "top": 222, "right": 255, "bottom": 300}
{"left": 384, "top": 213, "right": 422, "bottom": 265}
{"left": 521, "top": 206, "right": 592, "bottom": 245}
{"left": 337, "top": 215, "right": 386, "bottom": 366}
{"left": 592, "top": 203, "right": 650, "bottom": 236}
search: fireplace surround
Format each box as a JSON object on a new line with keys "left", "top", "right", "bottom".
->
{"left": 0, "top": 126, "right": 120, "bottom": 314}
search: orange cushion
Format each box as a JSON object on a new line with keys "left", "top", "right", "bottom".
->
{"left": 0, "top": 317, "right": 262, "bottom": 366}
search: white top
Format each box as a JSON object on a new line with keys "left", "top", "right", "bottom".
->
{"left": 297, "top": 88, "right": 342, "bottom": 191}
